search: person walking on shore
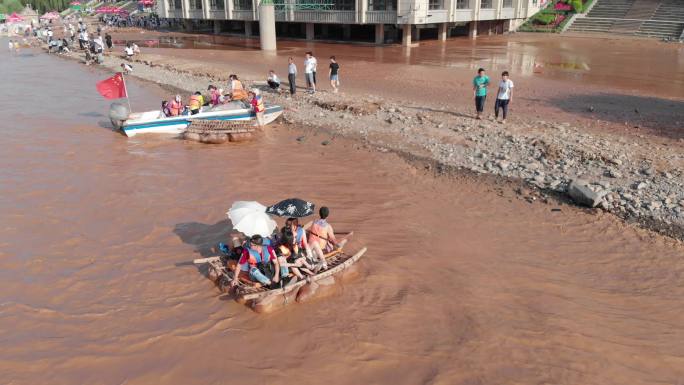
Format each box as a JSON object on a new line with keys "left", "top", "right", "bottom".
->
{"left": 329, "top": 56, "right": 340, "bottom": 93}
{"left": 494, "top": 71, "right": 514, "bottom": 124}
{"left": 287, "top": 57, "right": 297, "bottom": 96}
{"left": 472, "top": 68, "right": 490, "bottom": 120}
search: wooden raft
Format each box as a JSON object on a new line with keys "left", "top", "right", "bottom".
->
{"left": 183, "top": 119, "right": 256, "bottom": 144}
{"left": 193, "top": 246, "right": 367, "bottom": 303}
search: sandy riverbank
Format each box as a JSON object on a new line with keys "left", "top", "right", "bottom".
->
{"left": 48, "top": 31, "right": 684, "bottom": 240}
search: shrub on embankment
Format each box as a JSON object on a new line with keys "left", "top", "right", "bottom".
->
{"left": 518, "top": 0, "right": 591, "bottom": 33}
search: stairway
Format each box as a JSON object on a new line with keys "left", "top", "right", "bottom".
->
{"left": 566, "top": 0, "right": 684, "bottom": 39}
{"left": 636, "top": 20, "right": 684, "bottom": 38}
{"left": 586, "top": 0, "right": 635, "bottom": 18}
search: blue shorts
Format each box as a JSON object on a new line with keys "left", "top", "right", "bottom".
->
{"left": 330, "top": 74, "right": 339, "bottom": 81}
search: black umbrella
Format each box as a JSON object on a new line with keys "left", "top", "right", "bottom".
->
{"left": 266, "top": 198, "right": 315, "bottom": 218}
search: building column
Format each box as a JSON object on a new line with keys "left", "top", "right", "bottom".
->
{"left": 305, "top": 22, "right": 314, "bottom": 40}
{"left": 182, "top": 0, "right": 190, "bottom": 18}
{"left": 414, "top": 26, "right": 420, "bottom": 41}
{"left": 469, "top": 21, "right": 477, "bottom": 38}
{"left": 438, "top": 22, "right": 448, "bottom": 40}
{"left": 213, "top": 20, "right": 221, "bottom": 34}
{"left": 245, "top": 20, "right": 253, "bottom": 36}
{"left": 375, "top": 23, "right": 384, "bottom": 44}
{"left": 402, "top": 24, "right": 411, "bottom": 46}
{"left": 259, "top": 3, "right": 276, "bottom": 50}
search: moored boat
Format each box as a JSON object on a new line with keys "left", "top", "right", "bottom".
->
{"left": 109, "top": 101, "right": 283, "bottom": 137}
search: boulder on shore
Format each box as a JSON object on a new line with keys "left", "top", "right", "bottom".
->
{"left": 568, "top": 180, "right": 603, "bottom": 208}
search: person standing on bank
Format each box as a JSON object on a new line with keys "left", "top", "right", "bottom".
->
{"left": 329, "top": 56, "right": 340, "bottom": 93}
{"left": 495, "top": 71, "right": 514, "bottom": 124}
{"left": 287, "top": 57, "right": 297, "bottom": 96}
{"left": 472, "top": 68, "right": 490, "bottom": 120}
{"left": 304, "top": 52, "right": 317, "bottom": 94}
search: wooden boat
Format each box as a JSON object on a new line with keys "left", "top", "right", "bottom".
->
{"left": 193, "top": 242, "right": 367, "bottom": 312}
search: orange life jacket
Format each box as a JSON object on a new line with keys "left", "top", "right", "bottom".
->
{"left": 169, "top": 100, "right": 182, "bottom": 116}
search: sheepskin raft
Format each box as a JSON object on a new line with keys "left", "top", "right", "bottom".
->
{"left": 193, "top": 247, "right": 367, "bottom": 313}
{"left": 183, "top": 119, "right": 255, "bottom": 144}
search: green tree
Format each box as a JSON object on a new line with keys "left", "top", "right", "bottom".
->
{"left": 0, "top": 0, "right": 24, "bottom": 13}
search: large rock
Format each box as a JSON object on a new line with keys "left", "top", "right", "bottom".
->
{"left": 568, "top": 180, "right": 603, "bottom": 208}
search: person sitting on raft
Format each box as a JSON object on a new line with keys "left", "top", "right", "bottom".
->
{"left": 189, "top": 91, "right": 203, "bottom": 115}
{"left": 307, "top": 206, "right": 338, "bottom": 271}
{"left": 285, "top": 218, "right": 312, "bottom": 259}
{"left": 276, "top": 228, "right": 315, "bottom": 282}
{"left": 231, "top": 235, "right": 281, "bottom": 288}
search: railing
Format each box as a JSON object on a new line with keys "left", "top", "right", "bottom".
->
{"left": 292, "top": 10, "right": 356, "bottom": 23}
{"left": 453, "top": 9, "right": 471, "bottom": 21}
{"left": 209, "top": 9, "right": 226, "bottom": 18}
{"left": 232, "top": 9, "right": 255, "bottom": 19}
{"left": 188, "top": 9, "right": 204, "bottom": 17}
{"left": 479, "top": 8, "right": 496, "bottom": 20}
{"left": 501, "top": 8, "right": 514, "bottom": 19}
{"left": 365, "top": 10, "right": 397, "bottom": 23}
{"left": 168, "top": 9, "right": 184, "bottom": 17}
{"left": 426, "top": 9, "right": 448, "bottom": 23}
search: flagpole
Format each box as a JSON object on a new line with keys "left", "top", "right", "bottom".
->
{"left": 121, "top": 71, "right": 132, "bottom": 112}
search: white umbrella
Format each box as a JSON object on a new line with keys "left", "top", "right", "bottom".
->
{"left": 227, "top": 201, "right": 277, "bottom": 237}
{"left": 227, "top": 201, "right": 267, "bottom": 224}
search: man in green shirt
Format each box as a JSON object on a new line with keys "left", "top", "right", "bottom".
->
{"left": 472, "top": 68, "right": 490, "bottom": 120}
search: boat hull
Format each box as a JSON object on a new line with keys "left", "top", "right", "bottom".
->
{"left": 119, "top": 105, "right": 283, "bottom": 137}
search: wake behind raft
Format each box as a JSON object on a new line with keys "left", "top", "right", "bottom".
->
{"left": 108, "top": 101, "right": 283, "bottom": 143}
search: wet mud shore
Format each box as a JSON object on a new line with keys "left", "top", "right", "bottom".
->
{"left": 51, "top": 31, "right": 684, "bottom": 241}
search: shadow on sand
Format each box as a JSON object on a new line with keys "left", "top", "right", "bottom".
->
{"left": 548, "top": 93, "right": 684, "bottom": 139}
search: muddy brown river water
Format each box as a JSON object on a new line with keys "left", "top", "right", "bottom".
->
{"left": 1, "top": 40, "right": 683, "bottom": 385}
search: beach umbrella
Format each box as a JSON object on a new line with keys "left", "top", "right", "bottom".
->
{"left": 266, "top": 198, "right": 315, "bottom": 218}
{"left": 228, "top": 201, "right": 268, "bottom": 224}
{"left": 227, "top": 201, "right": 276, "bottom": 237}
{"left": 7, "top": 12, "right": 24, "bottom": 23}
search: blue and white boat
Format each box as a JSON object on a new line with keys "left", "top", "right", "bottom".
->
{"left": 111, "top": 102, "right": 283, "bottom": 137}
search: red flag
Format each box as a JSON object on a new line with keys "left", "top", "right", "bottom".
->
{"left": 96, "top": 73, "right": 127, "bottom": 99}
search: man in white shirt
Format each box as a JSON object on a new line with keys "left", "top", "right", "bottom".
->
{"left": 304, "top": 51, "right": 317, "bottom": 93}
{"left": 495, "top": 71, "right": 514, "bottom": 124}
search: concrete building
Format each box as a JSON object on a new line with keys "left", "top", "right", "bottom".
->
{"left": 157, "top": 0, "right": 544, "bottom": 45}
